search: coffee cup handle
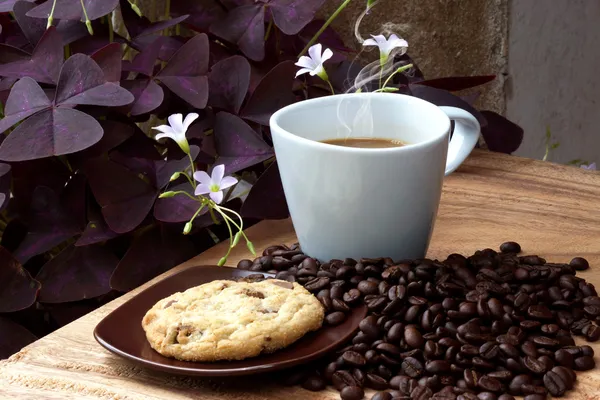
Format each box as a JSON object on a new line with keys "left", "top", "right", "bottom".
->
{"left": 439, "top": 106, "right": 481, "bottom": 175}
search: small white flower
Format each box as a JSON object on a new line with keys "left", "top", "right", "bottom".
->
{"left": 194, "top": 164, "right": 238, "bottom": 204}
{"left": 581, "top": 162, "right": 597, "bottom": 171}
{"left": 363, "top": 34, "right": 408, "bottom": 63}
{"left": 152, "top": 113, "right": 199, "bottom": 154}
{"left": 295, "top": 43, "right": 333, "bottom": 81}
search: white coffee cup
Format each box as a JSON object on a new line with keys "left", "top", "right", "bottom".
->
{"left": 270, "top": 93, "right": 479, "bottom": 261}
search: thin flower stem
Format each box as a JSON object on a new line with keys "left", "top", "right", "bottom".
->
{"left": 172, "top": 190, "right": 202, "bottom": 201}
{"left": 379, "top": 67, "right": 383, "bottom": 89}
{"left": 180, "top": 171, "right": 195, "bottom": 188}
{"left": 108, "top": 14, "right": 114, "bottom": 43}
{"left": 47, "top": 0, "right": 58, "bottom": 28}
{"left": 187, "top": 153, "right": 197, "bottom": 188}
{"left": 327, "top": 80, "right": 335, "bottom": 95}
{"left": 299, "top": 0, "right": 353, "bottom": 57}
{"left": 188, "top": 203, "right": 206, "bottom": 224}
{"left": 376, "top": 63, "right": 414, "bottom": 91}
{"left": 80, "top": 0, "right": 93, "bottom": 35}
{"left": 164, "top": 0, "right": 170, "bottom": 19}
{"left": 209, "top": 207, "right": 220, "bottom": 225}
{"left": 264, "top": 19, "right": 274, "bottom": 41}
{"left": 215, "top": 206, "right": 252, "bottom": 245}
{"left": 150, "top": 0, "right": 156, "bottom": 20}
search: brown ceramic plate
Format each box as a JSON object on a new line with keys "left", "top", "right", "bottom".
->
{"left": 94, "top": 265, "right": 367, "bottom": 377}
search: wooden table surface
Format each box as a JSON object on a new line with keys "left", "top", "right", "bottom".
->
{"left": 2, "top": 150, "right": 600, "bottom": 400}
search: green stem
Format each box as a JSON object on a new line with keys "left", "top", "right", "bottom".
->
{"left": 171, "top": 190, "right": 202, "bottom": 201}
{"left": 215, "top": 205, "right": 252, "bottom": 244}
{"left": 47, "top": 0, "right": 58, "bottom": 28}
{"left": 188, "top": 153, "right": 196, "bottom": 188}
{"left": 264, "top": 19, "right": 274, "bottom": 41}
{"left": 80, "top": 0, "right": 93, "bottom": 35}
{"left": 64, "top": 44, "right": 71, "bottom": 59}
{"left": 379, "top": 67, "right": 383, "bottom": 90}
{"left": 180, "top": 172, "right": 195, "bottom": 188}
{"left": 150, "top": 0, "right": 156, "bottom": 20}
{"left": 188, "top": 203, "right": 206, "bottom": 224}
{"left": 326, "top": 80, "right": 335, "bottom": 95}
{"left": 377, "top": 63, "right": 414, "bottom": 91}
{"left": 209, "top": 207, "right": 220, "bottom": 225}
{"left": 108, "top": 14, "right": 114, "bottom": 43}
{"left": 164, "top": 0, "right": 170, "bottom": 19}
{"left": 176, "top": 23, "right": 181, "bottom": 36}
{"left": 298, "top": 0, "right": 353, "bottom": 57}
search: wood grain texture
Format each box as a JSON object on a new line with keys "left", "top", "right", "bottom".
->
{"left": 1, "top": 150, "right": 600, "bottom": 400}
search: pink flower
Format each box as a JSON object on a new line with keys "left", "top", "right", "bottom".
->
{"left": 193, "top": 165, "right": 238, "bottom": 204}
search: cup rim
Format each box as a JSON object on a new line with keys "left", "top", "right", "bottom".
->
{"left": 269, "top": 92, "right": 451, "bottom": 153}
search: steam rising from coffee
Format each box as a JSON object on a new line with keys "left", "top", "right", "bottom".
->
{"left": 335, "top": 2, "right": 414, "bottom": 141}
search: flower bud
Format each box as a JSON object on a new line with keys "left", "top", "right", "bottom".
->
{"left": 246, "top": 241, "right": 256, "bottom": 255}
{"left": 217, "top": 257, "right": 227, "bottom": 266}
{"left": 85, "top": 20, "right": 94, "bottom": 36}
{"left": 169, "top": 172, "right": 181, "bottom": 182}
{"left": 232, "top": 232, "right": 241, "bottom": 247}
{"left": 159, "top": 191, "right": 176, "bottom": 198}
{"left": 183, "top": 222, "right": 192, "bottom": 235}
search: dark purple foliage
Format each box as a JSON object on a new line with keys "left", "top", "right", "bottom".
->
{"left": 0, "top": 0, "right": 524, "bottom": 359}
{"left": 0, "top": 246, "right": 40, "bottom": 312}
{"left": 0, "top": 316, "right": 37, "bottom": 359}
{"left": 110, "top": 225, "right": 196, "bottom": 292}
{"left": 26, "top": 0, "right": 119, "bottom": 22}
{"left": 36, "top": 244, "right": 118, "bottom": 303}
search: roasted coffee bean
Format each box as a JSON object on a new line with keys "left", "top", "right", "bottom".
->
{"left": 387, "top": 322, "right": 404, "bottom": 342}
{"left": 410, "top": 386, "right": 433, "bottom": 400}
{"left": 477, "top": 376, "right": 501, "bottom": 392}
{"left": 532, "top": 336, "right": 559, "bottom": 348}
{"left": 499, "top": 343, "right": 520, "bottom": 359}
{"left": 343, "top": 289, "right": 362, "bottom": 305}
{"left": 497, "top": 396, "right": 515, "bottom": 400}
{"left": 520, "top": 341, "right": 538, "bottom": 358}
{"left": 523, "top": 395, "right": 546, "bottom": 400}
{"left": 302, "top": 375, "right": 327, "bottom": 391}
{"left": 351, "top": 368, "right": 366, "bottom": 386}
{"left": 333, "top": 298, "right": 351, "bottom": 313}
{"left": 521, "top": 384, "right": 547, "bottom": 395}
{"left": 404, "top": 326, "right": 424, "bottom": 349}
{"left": 585, "top": 324, "right": 600, "bottom": 341}
{"left": 574, "top": 355, "right": 595, "bottom": 371}
{"left": 487, "top": 370, "right": 513, "bottom": 380}
{"left": 390, "top": 375, "right": 417, "bottom": 394}
{"left": 457, "top": 394, "right": 478, "bottom": 400}
{"left": 324, "top": 362, "right": 339, "bottom": 380}
{"left": 555, "top": 349, "right": 574, "bottom": 368}
{"left": 366, "top": 373, "right": 389, "bottom": 390}
{"left": 340, "top": 386, "right": 364, "bottom": 400}
{"left": 540, "top": 323, "right": 559, "bottom": 335}
{"left": 552, "top": 366, "right": 576, "bottom": 389}
{"left": 326, "top": 311, "right": 346, "bottom": 326}
{"left": 500, "top": 241, "right": 521, "bottom": 253}
{"left": 476, "top": 393, "right": 497, "bottom": 400}
{"left": 358, "top": 280, "right": 379, "bottom": 295}
{"left": 426, "top": 360, "right": 451, "bottom": 374}
{"left": 509, "top": 374, "right": 532, "bottom": 395}
{"left": 479, "top": 342, "right": 499, "bottom": 359}
{"left": 343, "top": 351, "right": 366, "bottom": 367}
{"left": 359, "top": 316, "right": 381, "bottom": 338}
{"left": 543, "top": 370, "right": 567, "bottom": 396}
{"left": 370, "top": 392, "right": 393, "bottom": 400}
{"left": 570, "top": 256, "right": 590, "bottom": 271}
{"left": 464, "top": 369, "right": 480, "bottom": 388}
{"left": 402, "top": 357, "right": 424, "bottom": 378}
{"left": 376, "top": 343, "right": 401, "bottom": 357}
{"left": 304, "top": 276, "right": 330, "bottom": 292}
{"left": 523, "top": 356, "right": 547, "bottom": 374}
{"left": 332, "top": 371, "right": 358, "bottom": 391}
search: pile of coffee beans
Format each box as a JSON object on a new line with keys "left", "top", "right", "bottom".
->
{"left": 237, "top": 242, "right": 597, "bottom": 399}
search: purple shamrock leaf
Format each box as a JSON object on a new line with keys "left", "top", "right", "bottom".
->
{"left": 269, "top": 0, "right": 325, "bottom": 35}
{"left": 240, "top": 60, "right": 296, "bottom": 125}
{"left": 120, "top": 79, "right": 164, "bottom": 115}
{"left": 75, "top": 201, "right": 119, "bottom": 246}
{"left": 171, "top": 0, "right": 226, "bottom": 33}
{"left": 415, "top": 75, "right": 496, "bottom": 92}
{"left": 91, "top": 43, "right": 123, "bottom": 82}
{"left": 0, "top": 0, "right": 34, "bottom": 12}
{"left": 156, "top": 33, "right": 210, "bottom": 109}
{"left": 27, "top": 0, "right": 119, "bottom": 22}
{"left": 0, "top": 54, "right": 134, "bottom": 161}
{"left": 110, "top": 224, "right": 196, "bottom": 292}
{"left": 0, "top": 245, "right": 40, "bottom": 312}
{"left": 0, "top": 77, "right": 51, "bottom": 135}
{"left": 0, "top": 45, "right": 30, "bottom": 64}
{"left": 0, "top": 163, "right": 11, "bottom": 210}
{"left": 153, "top": 182, "right": 206, "bottom": 223}
{"left": 214, "top": 112, "right": 273, "bottom": 174}
{"left": 210, "top": 4, "right": 265, "bottom": 61}
{"left": 36, "top": 244, "right": 118, "bottom": 303}
{"left": 126, "top": 36, "right": 163, "bottom": 76}
{"left": 12, "top": 1, "right": 46, "bottom": 48}
{"left": 154, "top": 145, "right": 200, "bottom": 188}
{"left": 120, "top": 0, "right": 189, "bottom": 47}
{"left": 208, "top": 55, "right": 251, "bottom": 114}
{"left": 60, "top": 172, "right": 87, "bottom": 229}
{"left": 13, "top": 186, "right": 80, "bottom": 263}
{"left": 85, "top": 157, "right": 158, "bottom": 234}
{"left": 0, "top": 27, "right": 63, "bottom": 84}
{"left": 0, "top": 317, "right": 37, "bottom": 359}
{"left": 69, "top": 120, "right": 134, "bottom": 167}
{"left": 480, "top": 110, "right": 524, "bottom": 154}
{"left": 408, "top": 84, "right": 487, "bottom": 127}
{"left": 241, "top": 161, "right": 289, "bottom": 219}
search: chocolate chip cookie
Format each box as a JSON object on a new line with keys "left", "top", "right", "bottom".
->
{"left": 142, "top": 279, "right": 324, "bottom": 361}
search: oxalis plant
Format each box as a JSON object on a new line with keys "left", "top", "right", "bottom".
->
{"left": 0, "top": 0, "right": 524, "bottom": 358}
